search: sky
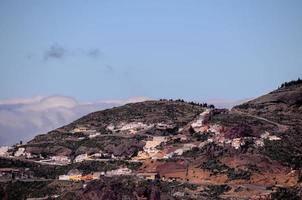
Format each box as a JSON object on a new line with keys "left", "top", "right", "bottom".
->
{"left": 0, "top": 0, "right": 301, "bottom": 102}
{"left": 0, "top": 1, "right": 302, "bottom": 145}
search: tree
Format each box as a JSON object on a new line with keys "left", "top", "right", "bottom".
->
{"left": 209, "top": 104, "right": 215, "bottom": 109}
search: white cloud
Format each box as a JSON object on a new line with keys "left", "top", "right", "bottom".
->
{"left": 0, "top": 96, "right": 44, "bottom": 105}
{"left": 0, "top": 95, "right": 249, "bottom": 146}
{"left": 0, "top": 96, "right": 150, "bottom": 146}
{"left": 19, "top": 96, "right": 78, "bottom": 111}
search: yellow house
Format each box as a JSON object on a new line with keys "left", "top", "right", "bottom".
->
{"left": 69, "top": 175, "right": 82, "bottom": 181}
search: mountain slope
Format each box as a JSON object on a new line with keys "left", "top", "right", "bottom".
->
{"left": 233, "top": 81, "right": 302, "bottom": 127}
{"left": 1, "top": 83, "right": 302, "bottom": 200}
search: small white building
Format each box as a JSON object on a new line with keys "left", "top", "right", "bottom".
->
{"left": 268, "top": 135, "right": 281, "bottom": 141}
{"left": 0, "top": 146, "right": 10, "bottom": 157}
{"left": 106, "top": 124, "right": 115, "bottom": 132}
{"left": 59, "top": 175, "right": 69, "bottom": 180}
{"left": 163, "top": 152, "right": 174, "bottom": 159}
{"left": 164, "top": 143, "right": 197, "bottom": 158}
{"left": 134, "top": 136, "right": 167, "bottom": 160}
{"left": 208, "top": 124, "right": 223, "bottom": 135}
{"left": 260, "top": 131, "right": 281, "bottom": 141}
{"left": 92, "top": 172, "right": 102, "bottom": 179}
{"left": 231, "top": 138, "right": 245, "bottom": 149}
{"left": 255, "top": 139, "right": 264, "bottom": 147}
{"left": 51, "top": 156, "right": 71, "bottom": 164}
{"left": 261, "top": 131, "right": 270, "bottom": 139}
{"left": 107, "top": 122, "right": 152, "bottom": 134}
{"left": 88, "top": 132, "right": 100, "bottom": 139}
{"left": 143, "top": 137, "right": 167, "bottom": 154}
{"left": 71, "top": 126, "right": 88, "bottom": 133}
{"left": 156, "top": 123, "right": 175, "bottom": 130}
{"left": 106, "top": 168, "right": 132, "bottom": 176}
{"left": 74, "top": 154, "right": 88, "bottom": 163}
{"left": 120, "top": 122, "right": 151, "bottom": 134}
{"left": 14, "top": 148, "right": 25, "bottom": 157}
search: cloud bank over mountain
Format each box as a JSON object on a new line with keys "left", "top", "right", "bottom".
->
{"left": 0, "top": 96, "right": 149, "bottom": 146}
{"left": 0, "top": 95, "right": 249, "bottom": 146}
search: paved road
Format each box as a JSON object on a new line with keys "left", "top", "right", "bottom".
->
{"left": 232, "top": 109, "right": 289, "bottom": 132}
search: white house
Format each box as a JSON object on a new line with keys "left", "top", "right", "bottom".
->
{"left": 74, "top": 154, "right": 88, "bottom": 163}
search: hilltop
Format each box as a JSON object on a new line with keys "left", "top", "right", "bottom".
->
{"left": 234, "top": 80, "right": 302, "bottom": 128}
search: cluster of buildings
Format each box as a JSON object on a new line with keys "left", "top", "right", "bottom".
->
{"left": 189, "top": 110, "right": 283, "bottom": 151}
{"left": 37, "top": 155, "right": 71, "bottom": 165}
{"left": 71, "top": 126, "right": 90, "bottom": 133}
{"left": 155, "top": 123, "right": 177, "bottom": 130}
{"left": 74, "top": 151, "right": 114, "bottom": 163}
{"left": 0, "top": 108, "right": 285, "bottom": 187}
{"left": 208, "top": 127, "right": 282, "bottom": 149}
{"left": 59, "top": 168, "right": 133, "bottom": 181}
{"left": 107, "top": 122, "right": 153, "bottom": 135}
{"left": 106, "top": 121, "right": 178, "bottom": 135}
{"left": 0, "top": 146, "right": 11, "bottom": 157}
{"left": 131, "top": 108, "right": 284, "bottom": 161}
{"left": 0, "top": 146, "right": 37, "bottom": 159}
{"left": 58, "top": 167, "right": 160, "bottom": 182}
{"left": 14, "top": 147, "right": 34, "bottom": 158}
{"left": 191, "top": 109, "right": 211, "bottom": 132}
{"left": 59, "top": 169, "right": 101, "bottom": 181}
{"left": 134, "top": 136, "right": 167, "bottom": 160}
{"left": 164, "top": 143, "right": 197, "bottom": 159}
{"left": 71, "top": 126, "right": 101, "bottom": 139}
{"left": 3, "top": 146, "right": 72, "bottom": 166}
{"left": 0, "top": 146, "right": 35, "bottom": 159}
{"left": 254, "top": 131, "right": 281, "bottom": 147}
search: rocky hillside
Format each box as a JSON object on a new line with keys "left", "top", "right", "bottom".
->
{"left": 25, "top": 101, "right": 205, "bottom": 158}
{"left": 233, "top": 80, "right": 302, "bottom": 170}
{"left": 1, "top": 81, "right": 302, "bottom": 200}
{"left": 233, "top": 80, "right": 302, "bottom": 127}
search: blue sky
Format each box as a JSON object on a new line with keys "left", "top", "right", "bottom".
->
{"left": 0, "top": 0, "right": 301, "bottom": 102}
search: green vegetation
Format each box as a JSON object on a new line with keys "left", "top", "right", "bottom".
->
{"left": 271, "top": 187, "right": 301, "bottom": 200}
{"left": 262, "top": 128, "right": 302, "bottom": 168}
{"left": 63, "top": 100, "right": 205, "bottom": 132}
{"left": 200, "top": 158, "right": 251, "bottom": 180}
{"left": 0, "top": 181, "right": 53, "bottom": 200}
{"left": 182, "top": 143, "right": 225, "bottom": 159}
{"left": 227, "top": 168, "right": 251, "bottom": 180}
{"left": 280, "top": 78, "right": 302, "bottom": 88}
{"left": 0, "top": 180, "right": 83, "bottom": 200}
{"left": 200, "top": 184, "right": 231, "bottom": 198}
{"left": 159, "top": 99, "right": 215, "bottom": 108}
{"left": 0, "top": 157, "right": 141, "bottom": 179}
{"left": 210, "top": 112, "right": 277, "bottom": 138}
{"left": 191, "top": 131, "right": 211, "bottom": 142}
